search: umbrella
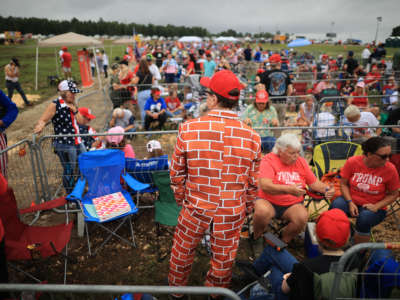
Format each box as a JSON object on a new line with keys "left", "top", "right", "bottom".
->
{"left": 287, "top": 38, "right": 312, "bottom": 47}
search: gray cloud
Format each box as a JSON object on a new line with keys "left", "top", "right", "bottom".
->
{"left": 2, "top": 0, "right": 399, "bottom": 42}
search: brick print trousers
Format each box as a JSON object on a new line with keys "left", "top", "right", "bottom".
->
{"left": 168, "top": 205, "right": 245, "bottom": 288}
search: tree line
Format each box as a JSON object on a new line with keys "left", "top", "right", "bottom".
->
{"left": 0, "top": 15, "right": 276, "bottom": 38}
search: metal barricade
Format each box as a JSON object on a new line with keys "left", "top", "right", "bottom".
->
{"left": 330, "top": 243, "right": 400, "bottom": 300}
{"left": 0, "top": 139, "right": 41, "bottom": 208}
{"left": 0, "top": 284, "right": 241, "bottom": 300}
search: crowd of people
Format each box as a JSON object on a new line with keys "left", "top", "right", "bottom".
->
{"left": 1, "top": 38, "right": 400, "bottom": 299}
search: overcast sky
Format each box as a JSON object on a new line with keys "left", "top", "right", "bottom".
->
{"left": 2, "top": 0, "right": 399, "bottom": 42}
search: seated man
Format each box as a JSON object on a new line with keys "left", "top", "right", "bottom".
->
{"left": 236, "top": 209, "right": 354, "bottom": 300}
{"left": 109, "top": 107, "right": 136, "bottom": 133}
{"left": 144, "top": 86, "right": 167, "bottom": 131}
{"left": 343, "top": 104, "right": 380, "bottom": 142}
{"left": 253, "top": 133, "right": 334, "bottom": 244}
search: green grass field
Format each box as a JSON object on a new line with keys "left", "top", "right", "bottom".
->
{"left": 0, "top": 39, "right": 397, "bottom": 104}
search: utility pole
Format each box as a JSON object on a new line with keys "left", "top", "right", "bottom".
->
{"left": 374, "top": 16, "right": 382, "bottom": 44}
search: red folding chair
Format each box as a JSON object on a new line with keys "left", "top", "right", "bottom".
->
{"left": 0, "top": 188, "right": 73, "bottom": 283}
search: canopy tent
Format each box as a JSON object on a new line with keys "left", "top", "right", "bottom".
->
{"left": 214, "top": 36, "right": 239, "bottom": 42}
{"left": 38, "top": 32, "right": 102, "bottom": 47}
{"left": 178, "top": 36, "right": 202, "bottom": 43}
{"left": 287, "top": 38, "right": 312, "bottom": 47}
{"left": 35, "top": 32, "right": 102, "bottom": 90}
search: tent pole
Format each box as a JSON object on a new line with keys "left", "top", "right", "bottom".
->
{"left": 55, "top": 48, "right": 59, "bottom": 77}
{"left": 35, "top": 46, "right": 39, "bottom": 90}
{"left": 110, "top": 45, "right": 113, "bottom": 62}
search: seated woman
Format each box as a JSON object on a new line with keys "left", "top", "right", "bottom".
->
{"left": 241, "top": 90, "right": 279, "bottom": 153}
{"left": 347, "top": 81, "right": 369, "bottom": 110}
{"left": 296, "top": 93, "right": 314, "bottom": 126}
{"left": 253, "top": 134, "right": 335, "bottom": 243}
{"left": 330, "top": 137, "right": 400, "bottom": 244}
{"left": 237, "top": 209, "right": 353, "bottom": 300}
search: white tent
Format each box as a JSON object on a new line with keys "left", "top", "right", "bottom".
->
{"left": 36, "top": 32, "right": 102, "bottom": 90}
{"left": 112, "top": 37, "right": 135, "bottom": 45}
{"left": 214, "top": 36, "right": 239, "bottom": 42}
{"left": 178, "top": 36, "right": 202, "bottom": 43}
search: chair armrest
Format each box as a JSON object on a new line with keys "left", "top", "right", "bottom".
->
{"left": 66, "top": 178, "right": 86, "bottom": 202}
{"left": 19, "top": 196, "right": 67, "bottom": 214}
{"left": 122, "top": 174, "right": 150, "bottom": 192}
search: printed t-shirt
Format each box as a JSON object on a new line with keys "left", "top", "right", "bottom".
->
{"left": 165, "top": 97, "right": 182, "bottom": 111}
{"left": 350, "top": 91, "right": 368, "bottom": 108}
{"left": 120, "top": 71, "right": 134, "bottom": 85}
{"left": 341, "top": 155, "right": 400, "bottom": 207}
{"left": 61, "top": 52, "right": 72, "bottom": 68}
{"left": 144, "top": 97, "right": 167, "bottom": 113}
{"left": 258, "top": 152, "right": 316, "bottom": 206}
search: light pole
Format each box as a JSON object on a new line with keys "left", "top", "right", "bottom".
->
{"left": 374, "top": 16, "right": 382, "bottom": 44}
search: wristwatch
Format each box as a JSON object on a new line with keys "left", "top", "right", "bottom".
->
{"left": 345, "top": 199, "right": 352, "bottom": 203}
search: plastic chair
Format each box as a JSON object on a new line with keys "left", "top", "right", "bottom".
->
{"left": 151, "top": 170, "right": 181, "bottom": 261}
{"left": 67, "top": 149, "right": 149, "bottom": 255}
{"left": 0, "top": 188, "right": 72, "bottom": 283}
{"left": 126, "top": 155, "right": 169, "bottom": 208}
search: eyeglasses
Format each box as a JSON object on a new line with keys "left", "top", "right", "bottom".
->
{"left": 206, "top": 90, "right": 215, "bottom": 96}
{"left": 373, "top": 152, "right": 391, "bottom": 160}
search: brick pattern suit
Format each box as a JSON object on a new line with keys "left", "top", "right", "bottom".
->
{"left": 168, "top": 109, "right": 261, "bottom": 288}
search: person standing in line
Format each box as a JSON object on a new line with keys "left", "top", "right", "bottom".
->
{"left": 60, "top": 46, "right": 72, "bottom": 80}
{"left": 168, "top": 70, "right": 261, "bottom": 299}
{"left": 101, "top": 49, "right": 109, "bottom": 78}
{"left": 4, "top": 57, "right": 32, "bottom": 106}
{"left": 0, "top": 89, "right": 18, "bottom": 177}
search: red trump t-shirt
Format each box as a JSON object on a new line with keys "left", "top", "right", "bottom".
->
{"left": 258, "top": 152, "right": 316, "bottom": 206}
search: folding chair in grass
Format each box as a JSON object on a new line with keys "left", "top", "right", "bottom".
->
{"left": 151, "top": 170, "right": 181, "bottom": 261}
{"left": 126, "top": 155, "right": 169, "bottom": 208}
{"left": 67, "top": 149, "right": 149, "bottom": 256}
{"left": 306, "top": 141, "right": 363, "bottom": 218}
{"left": 0, "top": 188, "right": 72, "bottom": 283}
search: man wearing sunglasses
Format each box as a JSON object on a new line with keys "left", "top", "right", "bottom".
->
{"left": 330, "top": 137, "right": 399, "bottom": 245}
{"left": 168, "top": 70, "right": 261, "bottom": 299}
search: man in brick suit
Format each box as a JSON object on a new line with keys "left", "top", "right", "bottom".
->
{"left": 168, "top": 70, "right": 261, "bottom": 299}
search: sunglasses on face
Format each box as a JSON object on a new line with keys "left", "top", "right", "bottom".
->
{"left": 373, "top": 152, "right": 391, "bottom": 160}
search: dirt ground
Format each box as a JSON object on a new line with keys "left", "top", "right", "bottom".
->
{"left": 5, "top": 82, "right": 400, "bottom": 297}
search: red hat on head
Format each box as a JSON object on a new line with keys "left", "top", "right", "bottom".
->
{"left": 316, "top": 209, "right": 350, "bottom": 249}
{"left": 78, "top": 107, "right": 96, "bottom": 120}
{"left": 322, "top": 54, "right": 328, "bottom": 59}
{"left": 269, "top": 54, "right": 281, "bottom": 63}
{"left": 307, "top": 88, "right": 314, "bottom": 95}
{"left": 61, "top": 46, "right": 68, "bottom": 51}
{"left": 255, "top": 90, "right": 269, "bottom": 103}
{"left": 200, "top": 70, "right": 244, "bottom": 101}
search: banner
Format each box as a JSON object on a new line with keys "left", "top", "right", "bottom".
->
{"left": 77, "top": 50, "right": 93, "bottom": 88}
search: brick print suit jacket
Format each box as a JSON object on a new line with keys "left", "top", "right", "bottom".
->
{"left": 170, "top": 109, "right": 261, "bottom": 218}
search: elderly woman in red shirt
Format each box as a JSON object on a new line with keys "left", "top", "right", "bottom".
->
{"left": 330, "top": 137, "right": 400, "bottom": 244}
{"left": 253, "top": 133, "right": 335, "bottom": 243}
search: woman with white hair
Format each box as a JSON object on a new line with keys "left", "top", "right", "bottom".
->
{"left": 253, "top": 133, "right": 335, "bottom": 243}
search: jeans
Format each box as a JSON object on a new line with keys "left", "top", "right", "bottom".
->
{"left": 144, "top": 113, "right": 167, "bottom": 131}
{"left": 330, "top": 196, "right": 387, "bottom": 234}
{"left": 164, "top": 73, "right": 175, "bottom": 83}
{"left": 6, "top": 80, "right": 29, "bottom": 104}
{"left": 252, "top": 245, "right": 298, "bottom": 300}
{"left": 138, "top": 90, "right": 151, "bottom": 122}
{"left": 261, "top": 136, "right": 276, "bottom": 153}
{"left": 54, "top": 143, "right": 86, "bottom": 194}
{"left": 166, "top": 109, "right": 183, "bottom": 118}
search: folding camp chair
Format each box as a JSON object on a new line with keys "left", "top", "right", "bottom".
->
{"left": 387, "top": 154, "right": 400, "bottom": 229}
{"left": 151, "top": 170, "right": 181, "bottom": 261}
{"left": 306, "top": 141, "right": 363, "bottom": 218}
{"left": 126, "top": 155, "right": 169, "bottom": 208}
{"left": 67, "top": 149, "right": 149, "bottom": 255}
{"left": 0, "top": 188, "right": 72, "bottom": 283}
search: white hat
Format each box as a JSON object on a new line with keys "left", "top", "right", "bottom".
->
{"left": 146, "top": 140, "right": 162, "bottom": 153}
{"left": 58, "top": 80, "right": 82, "bottom": 94}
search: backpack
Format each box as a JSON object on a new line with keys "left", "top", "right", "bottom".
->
{"left": 320, "top": 169, "right": 342, "bottom": 202}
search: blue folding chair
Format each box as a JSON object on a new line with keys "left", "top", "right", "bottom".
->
{"left": 67, "top": 149, "right": 149, "bottom": 255}
{"left": 125, "top": 155, "right": 169, "bottom": 208}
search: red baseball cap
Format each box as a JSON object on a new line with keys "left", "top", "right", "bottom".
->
{"left": 255, "top": 90, "right": 269, "bottom": 103}
{"left": 61, "top": 46, "right": 68, "bottom": 51}
{"left": 316, "top": 209, "right": 350, "bottom": 249}
{"left": 78, "top": 107, "right": 96, "bottom": 120}
{"left": 322, "top": 54, "right": 329, "bottom": 59}
{"left": 307, "top": 88, "right": 314, "bottom": 95}
{"left": 269, "top": 54, "right": 281, "bottom": 63}
{"left": 200, "top": 70, "right": 244, "bottom": 101}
